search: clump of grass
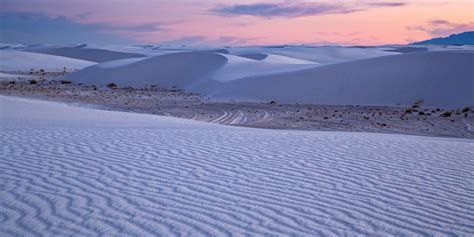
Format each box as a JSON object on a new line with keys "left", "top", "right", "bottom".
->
{"left": 59, "top": 80, "right": 72, "bottom": 84}
{"left": 440, "top": 111, "right": 452, "bottom": 117}
{"left": 106, "top": 83, "right": 118, "bottom": 89}
{"left": 411, "top": 99, "right": 424, "bottom": 108}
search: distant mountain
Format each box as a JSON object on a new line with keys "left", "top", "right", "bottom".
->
{"left": 412, "top": 31, "right": 474, "bottom": 45}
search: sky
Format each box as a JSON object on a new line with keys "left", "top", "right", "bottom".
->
{"left": 1, "top": 0, "right": 473, "bottom": 46}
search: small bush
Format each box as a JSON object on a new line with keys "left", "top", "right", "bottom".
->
{"left": 418, "top": 111, "right": 425, "bottom": 115}
{"left": 404, "top": 109, "right": 413, "bottom": 114}
{"left": 414, "top": 98, "right": 424, "bottom": 106}
{"left": 440, "top": 111, "right": 452, "bottom": 117}
{"left": 29, "top": 80, "right": 37, "bottom": 84}
{"left": 107, "top": 83, "right": 118, "bottom": 89}
{"left": 269, "top": 100, "right": 276, "bottom": 105}
{"left": 462, "top": 107, "right": 471, "bottom": 113}
{"left": 59, "top": 80, "right": 72, "bottom": 84}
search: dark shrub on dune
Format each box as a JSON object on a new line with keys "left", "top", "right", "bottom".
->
{"left": 441, "top": 111, "right": 452, "bottom": 117}
{"left": 107, "top": 83, "right": 118, "bottom": 89}
{"left": 59, "top": 80, "right": 72, "bottom": 84}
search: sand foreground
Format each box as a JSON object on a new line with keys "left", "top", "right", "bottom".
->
{"left": 1, "top": 95, "right": 473, "bottom": 236}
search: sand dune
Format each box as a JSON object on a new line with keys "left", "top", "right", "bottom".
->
{"left": 0, "top": 50, "right": 95, "bottom": 72}
{"left": 1, "top": 95, "right": 473, "bottom": 236}
{"left": 210, "top": 50, "right": 474, "bottom": 108}
{"left": 5, "top": 45, "right": 473, "bottom": 108}
{"left": 63, "top": 52, "right": 228, "bottom": 88}
{"left": 228, "top": 46, "right": 398, "bottom": 63}
{"left": 25, "top": 46, "right": 147, "bottom": 63}
{"left": 63, "top": 51, "right": 318, "bottom": 85}
{"left": 212, "top": 54, "right": 317, "bottom": 82}
{"left": 238, "top": 53, "right": 317, "bottom": 64}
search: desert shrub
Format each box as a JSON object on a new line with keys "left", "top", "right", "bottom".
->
{"left": 418, "top": 111, "right": 425, "bottom": 115}
{"left": 404, "top": 109, "right": 413, "bottom": 114}
{"left": 29, "top": 80, "right": 37, "bottom": 84}
{"left": 440, "top": 111, "right": 452, "bottom": 117}
{"left": 269, "top": 100, "right": 276, "bottom": 105}
{"left": 462, "top": 107, "right": 471, "bottom": 113}
{"left": 414, "top": 98, "right": 424, "bottom": 106}
{"left": 59, "top": 80, "right": 72, "bottom": 84}
{"left": 411, "top": 99, "right": 424, "bottom": 108}
{"left": 107, "top": 83, "right": 118, "bottom": 89}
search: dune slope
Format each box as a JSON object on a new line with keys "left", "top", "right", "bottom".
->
{"left": 228, "top": 46, "right": 398, "bottom": 64}
{"left": 1, "top": 96, "right": 473, "bottom": 236}
{"left": 25, "top": 46, "right": 146, "bottom": 63}
{"left": 0, "top": 50, "right": 95, "bottom": 72}
{"left": 64, "top": 52, "right": 228, "bottom": 88}
{"left": 63, "top": 52, "right": 317, "bottom": 86}
{"left": 210, "top": 50, "right": 474, "bottom": 107}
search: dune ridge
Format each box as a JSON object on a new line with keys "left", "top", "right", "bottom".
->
{"left": 0, "top": 50, "right": 95, "bottom": 72}
{"left": 25, "top": 46, "right": 147, "bottom": 63}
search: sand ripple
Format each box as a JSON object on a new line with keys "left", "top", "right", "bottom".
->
{"left": 1, "top": 97, "right": 473, "bottom": 236}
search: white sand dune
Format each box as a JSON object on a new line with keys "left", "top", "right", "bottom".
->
{"left": 212, "top": 54, "right": 317, "bottom": 82}
{"left": 79, "top": 44, "right": 184, "bottom": 57}
{"left": 25, "top": 46, "right": 147, "bottom": 63}
{"left": 210, "top": 50, "right": 474, "bottom": 108}
{"left": 63, "top": 52, "right": 227, "bottom": 88}
{"left": 1, "top": 95, "right": 473, "bottom": 236}
{"left": 0, "top": 50, "right": 95, "bottom": 72}
{"left": 228, "top": 46, "right": 399, "bottom": 64}
{"left": 238, "top": 53, "right": 317, "bottom": 64}
{"left": 263, "top": 53, "right": 319, "bottom": 64}
{"left": 5, "top": 45, "right": 473, "bottom": 108}
{"left": 0, "top": 72, "right": 35, "bottom": 80}
{"left": 63, "top": 51, "right": 318, "bottom": 86}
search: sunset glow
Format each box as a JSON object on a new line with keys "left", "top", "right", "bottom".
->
{"left": 1, "top": 0, "right": 473, "bottom": 45}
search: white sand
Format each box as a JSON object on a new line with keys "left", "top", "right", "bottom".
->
{"left": 4, "top": 44, "right": 473, "bottom": 108}
{"left": 1, "top": 95, "right": 473, "bottom": 236}
{"left": 0, "top": 50, "right": 95, "bottom": 72}
{"left": 25, "top": 46, "right": 146, "bottom": 63}
{"left": 210, "top": 50, "right": 474, "bottom": 108}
